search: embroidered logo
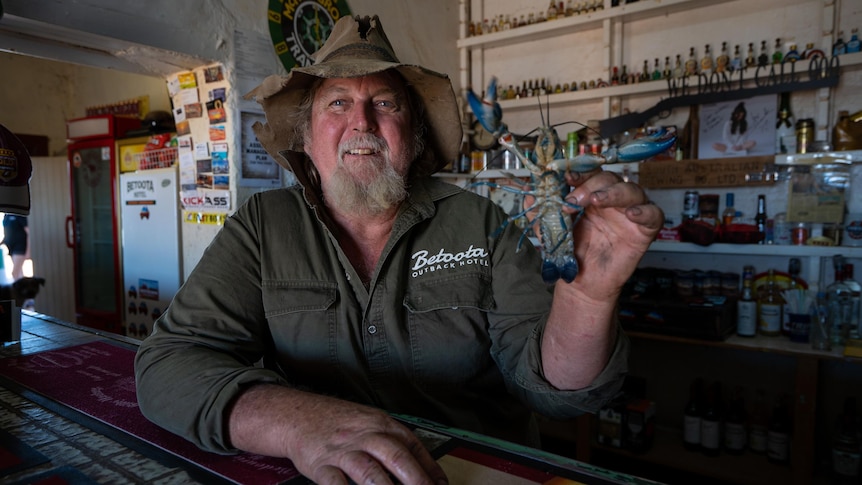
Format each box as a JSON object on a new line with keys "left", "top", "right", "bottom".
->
{"left": 410, "top": 245, "right": 489, "bottom": 278}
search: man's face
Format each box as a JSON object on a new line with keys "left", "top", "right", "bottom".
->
{"left": 304, "top": 72, "right": 416, "bottom": 203}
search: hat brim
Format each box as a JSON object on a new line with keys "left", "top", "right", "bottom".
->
{"left": 245, "top": 62, "right": 462, "bottom": 176}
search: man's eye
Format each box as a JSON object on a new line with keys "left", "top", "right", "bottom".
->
{"left": 331, "top": 99, "right": 346, "bottom": 106}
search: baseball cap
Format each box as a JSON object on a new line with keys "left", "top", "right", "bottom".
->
{"left": 0, "top": 124, "right": 32, "bottom": 216}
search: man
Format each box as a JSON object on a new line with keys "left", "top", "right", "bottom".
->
{"left": 2, "top": 214, "right": 29, "bottom": 281}
{"left": 135, "top": 15, "right": 663, "bottom": 485}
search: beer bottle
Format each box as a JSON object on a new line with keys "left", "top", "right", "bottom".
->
{"left": 755, "top": 195, "right": 768, "bottom": 243}
{"left": 737, "top": 265, "right": 757, "bottom": 337}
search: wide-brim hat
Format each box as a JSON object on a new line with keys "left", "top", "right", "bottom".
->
{"left": 0, "top": 124, "right": 31, "bottom": 216}
{"left": 245, "top": 15, "right": 461, "bottom": 177}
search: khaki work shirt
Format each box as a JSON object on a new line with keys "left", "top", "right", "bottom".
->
{"left": 135, "top": 176, "right": 629, "bottom": 453}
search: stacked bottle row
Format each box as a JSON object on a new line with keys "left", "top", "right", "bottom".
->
{"left": 482, "top": 33, "right": 846, "bottom": 102}
{"left": 683, "top": 379, "right": 791, "bottom": 462}
{"left": 735, "top": 256, "right": 862, "bottom": 349}
{"left": 468, "top": 0, "right": 611, "bottom": 37}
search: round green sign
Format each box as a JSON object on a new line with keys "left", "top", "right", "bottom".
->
{"left": 268, "top": 0, "right": 352, "bottom": 71}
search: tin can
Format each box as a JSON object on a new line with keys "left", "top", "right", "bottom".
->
{"left": 796, "top": 118, "right": 815, "bottom": 154}
{"left": 791, "top": 222, "right": 809, "bottom": 245}
{"left": 683, "top": 190, "right": 699, "bottom": 220}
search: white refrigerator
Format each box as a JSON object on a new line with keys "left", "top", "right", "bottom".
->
{"left": 119, "top": 167, "right": 182, "bottom": 338}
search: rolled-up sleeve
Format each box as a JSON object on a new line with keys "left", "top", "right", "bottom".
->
{"left": 134, "top": 196, "right": 285, "bottom": 453}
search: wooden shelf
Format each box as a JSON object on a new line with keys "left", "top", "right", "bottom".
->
{"left": 648, "top": 240, "right": 862, "bottom": 259}
{"left": 592, "top": 425, "right": 794, "bottom": 485}
{"left": 626, "top": 330, "right": 862, "bottom": 364}
{"left": 458, "top": 0, "right": 735, "bottom": 50}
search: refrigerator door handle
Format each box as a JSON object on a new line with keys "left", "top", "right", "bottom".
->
{"left": 65, "top": 216, "right": 75, "bottom": 248}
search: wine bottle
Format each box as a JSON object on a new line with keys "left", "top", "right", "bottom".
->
{"left": 683, "top": 378, "right": 703, "bottom": 451}
{"left": 700, "top": 381, "right": 723, "bottom": 456}
{"left": 749, "top": 389, "right": 768, "bottom": 453}
{"left": 767, "top": 395, "right": 791, "bottom": 463}
{"left": 724, "top": 386, "right": 748, "bottom": 455}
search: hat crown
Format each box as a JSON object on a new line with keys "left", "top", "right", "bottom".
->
{"left": 313, "top": 15, "right": 399, "bottom": 65}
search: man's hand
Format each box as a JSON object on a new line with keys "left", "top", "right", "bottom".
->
{"left": 540, "top": 169, "right": 660, "bottom": 390}
{"left": 228, "top": 384, "right": 448, "bottom": 485}
{"left": 561, "top": 169, "right": 663, "bottom": 302}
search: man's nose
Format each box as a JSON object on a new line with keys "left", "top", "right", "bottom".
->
{"left": 351, "top": 103, "right": 377, "bottom": 133}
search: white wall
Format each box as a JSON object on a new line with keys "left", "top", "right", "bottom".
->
{"left": 0, "top": 0, "right": 461, "bottom": 283}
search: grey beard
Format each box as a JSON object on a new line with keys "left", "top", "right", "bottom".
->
{"left": 324, "top": 158, "right": 408, "bottom": 217}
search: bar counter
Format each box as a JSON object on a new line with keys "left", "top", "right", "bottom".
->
{"left": 0, "top": 312, "right": 656, "bottom": 485}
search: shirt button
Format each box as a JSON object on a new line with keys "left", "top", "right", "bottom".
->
{"left": 367, "top": 325, "right": 377, "bottom": 334}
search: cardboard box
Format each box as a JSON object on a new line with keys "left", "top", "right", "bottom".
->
{"left": 624, "top": 398, "right": 656, "bottom": 453}
{"left": 596, "top": 404, "right": 624, "bottom": 448}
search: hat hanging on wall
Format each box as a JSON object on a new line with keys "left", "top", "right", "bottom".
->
{"left": 0, "top": 124, "right": 32, "bottom": 216}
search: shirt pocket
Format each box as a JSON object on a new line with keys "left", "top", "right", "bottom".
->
{"left": 403, "top": 272, "right": 495, "bottom": 387}
{"left": 262, "top": 280, "right": 337, "bottom": 357}
{"left": 403, "top": 272, "right": 494, "bottom": 312}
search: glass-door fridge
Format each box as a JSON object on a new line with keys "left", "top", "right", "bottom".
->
{"left": 65, "top": 115, "right": 140, "bottom": 333}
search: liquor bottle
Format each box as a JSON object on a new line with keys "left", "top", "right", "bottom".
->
{"left": 685, "top": 46, "right": 698, "bottom": 76}
{"left": 758, "top": 40, "right": 770, "bottom": 67}
{"left": 700, "top": 381, "right": 723, "bottom": 456}
{"left": 832, "top": 396, "right": 861, "bottom": 483}
{"left": 731, "top": 44, "right": 743, "bottom": 71}
{"left": 674, "top": 54, "right": 684, "bottom": 79}
{"left": 620, "top": 65, "right": 629, "bottom": 84}
{"left": 758, "top": 268, "right": 785, "bottom": 336}
{"left": 745, "top": 42, "right": 757, "bottom": 69}
{"left": 737, "top": 265, "right": 758, "bottom": 337}
{"left": 641, "top": 60, "right": 650, "bottom": 83}
{"left": 683, "top": 378, "right": 703, "bottom": 451}
{"left": 828, "top": 256, "right": 853, "bottom": 345}
{"left": 724, "top": 386, "right": 748, "bottom": 455}
{"left": 772, "top": 38, "right": 784, "bottom": 64}
{"left": 715, "top": 42, "right": 729, "bottom": 73}
{"left": 755, "top": 194, "right": 768, "bottom": 243}
{"left": 767, "top": 394, "right": 791, "bottom": 463}
{"left": 834, "top": 31, "right": 847, "bottom": 56}
{"left": 843, "top": 263, "right": 861, "bottom": 339}
{"left": 722, "top": 193, "right": 736, "bottom": 227}
{"left": 847, "top": 28, "right": 861, "bottom": 53}
{"left": 547, "top": 0, "right": 558, "bottom": 21}
{"left": 652, "top": 58, "right": 662, "bottom": 80}
{"left": 663, "top": 56, "right": 672, "bottom": 79}
{"left": 749, "top": 389, "right": 769, "bottom": 453}
{"left": 784, "top": 44, "right": 801, "bottom": 63}
{"left": 776, "top": 92, "right": 796, "bottom": 154}
{"left": 700, "top": 44, "right": 714, "bottom": 73}
{"left": 611, "top": 66, "right": 620, "bottom": 85}
{"left": 782, "top": 258, "right": 802, "bottom": 335}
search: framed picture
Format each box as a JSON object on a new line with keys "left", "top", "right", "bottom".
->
{"left": 698, "top": 94, "right": 776, "bottom": 158}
